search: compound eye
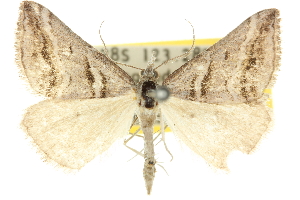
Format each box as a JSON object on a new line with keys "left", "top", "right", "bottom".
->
{"left": 140, "top": 69, "right": 145, "bottom": 76}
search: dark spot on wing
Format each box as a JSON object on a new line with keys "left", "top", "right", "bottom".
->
{"left": 250, "top": 85, "right": 257, "bottom": 97}
{"left": 32, "top": 52, "right": 38, "bottom": 58}
{"left": 225, "top": 51, "right": 230, "bottom": 60}
{"left": 244, "top": 57, "right": 257, "bottom": 70}
{"left": 69, "top": 46, "right": 73, "bottom": 54}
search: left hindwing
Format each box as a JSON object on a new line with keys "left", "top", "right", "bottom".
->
{"left": 22, "top": 93, "right": 136, "bottom": 170}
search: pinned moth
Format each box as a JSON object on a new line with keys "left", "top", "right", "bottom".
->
{"left": 16, "top": 1, "right": 281, "bottom": 195}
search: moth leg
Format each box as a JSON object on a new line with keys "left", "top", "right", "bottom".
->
{"left": 128, "top": 116, "right": 143, "bottom": 138}
{"left": 127, "top": 126, "right": 162, "bottom": 161}
{"left": 124, "top": 116, "right": 144, "bottom": 157}
{"left": 158, "top": 113, "right": 173, "bottom": 161}
{"left": 154, "top": 125, "right": 167, "bottom": 146}
{"left": 124, "top": 127, "right": 145, "bottom": 157}
{"left": 157, "top": 163, "right": 169, "bottom": 176}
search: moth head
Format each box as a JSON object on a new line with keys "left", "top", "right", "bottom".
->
{"left": 140, "top": 68, "right": 159, "bottom": 79}
{"left": 139, "top": 51, "right": 159, "bottom": 80}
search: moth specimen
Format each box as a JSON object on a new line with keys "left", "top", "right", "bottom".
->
{"left": 16, "top": 1, "right": 281, "bottom": 195}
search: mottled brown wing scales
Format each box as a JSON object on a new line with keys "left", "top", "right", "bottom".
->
{"left": 15, "top": 1, "right": 282, "bottom": 186}
{"left": 163, "top": 9, "right": 280, "bottom": 104}
{"left": 161, "top": 9, "right": 280, "bottom": 170}
{"left": 15, "top": 1, "right": 134, "bottom": 99}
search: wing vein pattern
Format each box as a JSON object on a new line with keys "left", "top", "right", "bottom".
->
{"left": 22, "top": 93, "right": 136, "bottom": 169}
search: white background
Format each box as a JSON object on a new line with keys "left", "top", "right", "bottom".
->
{"left": 1, "top": 0, "right": 299, "bottom": 200}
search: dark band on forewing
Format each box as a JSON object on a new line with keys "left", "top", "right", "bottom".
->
{"left": 162, "top": 9, "right": 280, "bottom": 104}
{"left": 200, "top": 61, "right": 213, "bottom": 98}
{"left": 239, "top": 10, "right": 277, "bottom": 102}
{"left": 84, "top": 57, "right": 96, "bottom": 98}
{"left": 188, "top": 75, "right": 197, "bottom": 101}
{"left": 22, "top": 3, "right": 58, "bottom": 97}
{"left": 16, "top": 1, "right": 135, "bottom": 99}
{"left": 99, "top": 71, "right": 107, "bottom": 98}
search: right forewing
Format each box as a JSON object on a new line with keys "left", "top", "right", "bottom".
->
{"left": 163, "top": 9, "right": 280, "bottom": 104}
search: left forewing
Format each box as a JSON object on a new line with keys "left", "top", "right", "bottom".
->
{"left": 15, "top": 1, "right": 134, "bottom": 99}
{"left": 160, "top": 97, "right": 272, "bottom": 170}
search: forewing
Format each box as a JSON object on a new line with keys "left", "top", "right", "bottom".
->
{"left": 163, "top": 9, "right": 280, "bottom": 104}
{"left": 22, "top": 93, "right": 136, "bottom": 169}
{"left": 16, "top": 1, "right": 134, "bottom": 99}
{"left": 161, "top": 97, "right": 271, "bottom": 170}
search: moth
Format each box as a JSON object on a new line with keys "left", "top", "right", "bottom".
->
{"left": 16, "top": 1, "right": 281, "bottom": 195}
